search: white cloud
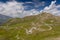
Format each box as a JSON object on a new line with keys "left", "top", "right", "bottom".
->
{"left": 0, "top": 0, "right": 60, "bottom": 18}
{"left": 0, "top": 1, "right": 40, "bottom": 18}
{"left": 42, "top": 0, "right": 60, "bottom": 16}
{"left": 34, "top": 1, "right": 45, "bottom": 7}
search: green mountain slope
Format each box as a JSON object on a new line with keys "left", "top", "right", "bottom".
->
{"left": 0, "top": 12, "right": 60, "bottom": 40}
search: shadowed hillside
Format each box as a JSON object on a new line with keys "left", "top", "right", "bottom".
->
{"left": 0, "top": 12, "right": 60, "bottom": 40}
{"left": 0, "top": 14, "right": 11, "bottom": 25}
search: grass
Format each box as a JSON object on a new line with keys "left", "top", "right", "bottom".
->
{"left": 0, "top": 13, "right": 60, "bottom": 40}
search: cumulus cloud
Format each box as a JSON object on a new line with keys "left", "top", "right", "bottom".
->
{"left": 0, "top": 0, "right": 60, "bottom": 18}
{"left": 0, "top": 1, "right": 40, "bottom": 18}
{"left": 42, "top": 0, "right": 60, "bottom": 16}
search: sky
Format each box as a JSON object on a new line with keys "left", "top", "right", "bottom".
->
{"left": 0, "top": 0, "right": 60, "bottom": 18}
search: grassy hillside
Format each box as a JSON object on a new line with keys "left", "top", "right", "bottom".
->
{"left": 0, "top": 12, "right": 60, "bottom": 40}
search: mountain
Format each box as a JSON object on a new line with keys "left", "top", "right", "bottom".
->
{"left": 0, "top": 12, "right": 60, "bottom": 40}
{"left": 0, "top": 14, "right": 11, "bottom": 25}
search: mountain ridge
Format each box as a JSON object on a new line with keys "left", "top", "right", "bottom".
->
{"left": 0, "top": 12, "right": 60, "bottom": 40}
{"left": 0, "top": 14, "right": 11, "bottom": 25}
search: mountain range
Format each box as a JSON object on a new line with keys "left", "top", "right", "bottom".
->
{"left": 0, "top": 14, "right": 11, "bottom": 25}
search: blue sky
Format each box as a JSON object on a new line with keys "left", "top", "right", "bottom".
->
{"left": 0, "top": 0, "right": 60, "bottom": 10}
{"left": 0, "top": 0, "right": 59, "bottom": 4}
{"left": 0, "top": 0, "right": 60, "bottom": 18}
{"left": 0, "top": 0, "right": 59, "bottom": 5}
{"left": 0, "top": 0, "right": 59, "bottom": 11}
